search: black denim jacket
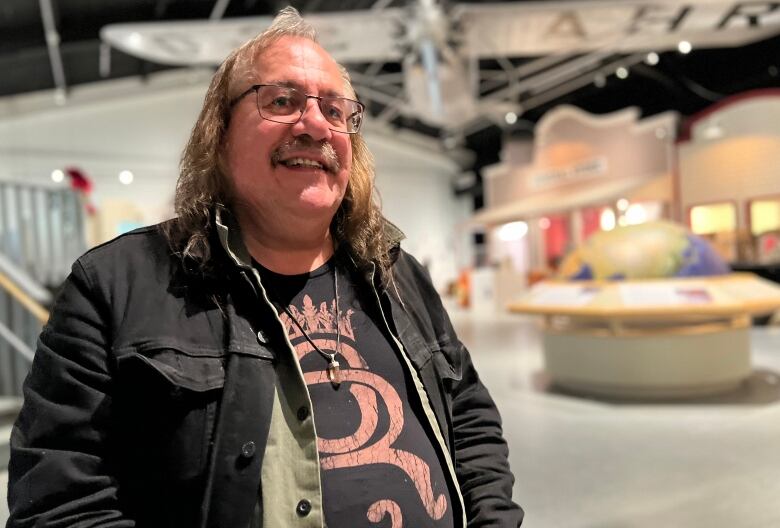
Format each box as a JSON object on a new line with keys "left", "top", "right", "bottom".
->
{"left": 7, "top": 221, "right": 523, "bottom": 527}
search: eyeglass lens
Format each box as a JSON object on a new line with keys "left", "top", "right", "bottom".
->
{"left": 256, "top": 85, "right": 363, "bottom": 133}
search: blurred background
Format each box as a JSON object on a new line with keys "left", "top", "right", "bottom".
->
{"left": 1, "top": 1, "right": 780, "bottom": 526}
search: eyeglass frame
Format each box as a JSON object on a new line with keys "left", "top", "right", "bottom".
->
{"left": 229, "top": 83, "right": 366, "bottom": 134}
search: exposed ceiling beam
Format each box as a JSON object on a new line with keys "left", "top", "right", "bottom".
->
{"left": 38, "top": 0, "right": 67, "bottom": 101}
{"left": 518, "top": 53, "right": 646, "bottom": 115}
{"left": 210, "top": 0, "right": 232, "bottom": 20}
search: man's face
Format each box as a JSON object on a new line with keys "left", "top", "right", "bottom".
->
{"left": 224, "top": 36, "right": 353, "bottom": 227}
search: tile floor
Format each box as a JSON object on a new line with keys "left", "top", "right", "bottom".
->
{"left": 450, "top": 304, "right": 780, "bottom": 528}
{"left": 2, "top": 306, "right": 779, "bottom": 527}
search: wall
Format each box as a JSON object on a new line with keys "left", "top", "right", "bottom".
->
{"left": 484, "top": 106, "right": 677, "bottom": 213}
{"left": 0, "top": 71, "right": 467, "bottom": 291}
{"left": 679, "top": 93, "right": 780, "bottom": 226}
{"left": 371, "top": 135, "right": 472, "bottom": 291}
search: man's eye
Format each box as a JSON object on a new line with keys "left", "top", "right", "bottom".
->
{"left": 323, "top": 103, "right": 345, "bottom": 121}
{"left": 271, "top": 96, "right": 292, "bottom": 108}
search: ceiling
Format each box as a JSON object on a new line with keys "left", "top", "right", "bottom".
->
{"left": 2, "top": 0, "right": 780, "bottom": 180}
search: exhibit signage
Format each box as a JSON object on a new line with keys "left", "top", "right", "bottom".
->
{"left": 530, "top": 157, "right": 609, "bottom": 191}
{"left": 461, "top": 1, "right": 780, "bottom": 57}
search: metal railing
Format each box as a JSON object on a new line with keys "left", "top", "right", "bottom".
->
{"left": 0, "top": 182, "right": 85, "bottom": 396}
{"left": 0, "top": 256, "right": 50, "bottom": 396}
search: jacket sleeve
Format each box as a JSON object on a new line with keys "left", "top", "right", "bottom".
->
{"left": 7, "top": 259, "right": 135, "bottom": 527}
{"left": 392, "top": 252, "right": 524, "bottom": 527}
{"left": 450, "top": 341, "right": 524, "bottom": 527}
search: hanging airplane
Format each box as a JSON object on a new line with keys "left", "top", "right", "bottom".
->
{"left": 100, "top": 0, "right": 780, "bottom": 134}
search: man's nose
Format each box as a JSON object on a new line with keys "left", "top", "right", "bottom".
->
{"left": 292, "top": 97, "right": 332, "bottom": 142}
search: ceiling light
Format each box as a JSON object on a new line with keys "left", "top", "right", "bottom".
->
{"left": 617, "top": 198, "right": 629, "bottom": 211}
{"left": 594, "top": 73, "right": 606, "bottom": 88}
{"left": 119, "top": 170, "right": 134, "bottom": 185}
{"left": 538, "top": 217, "right": 551, "bottom": 230}
{"left": 51, "top": 169, "right": 64, "bottom": 183}
{"left": 645, "top": 52, "right": 659, "bottom": 65}
{"left": 703, "top": 122, "right": 724, "bottom": 140}
{"left": 678, "top": 41, "right": 692, "bottom": 54}
{"left": 616, "top": 67, "right": 629, "bottom": 79}
{"left": 497, "top": 221, "right": 528, "bottom": 241}
{"left": 505, "top": 111, "right": 518, "bottom": 125}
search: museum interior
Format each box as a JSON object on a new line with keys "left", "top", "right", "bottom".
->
{"left": 1, "top": 0, "right": 780, "bottom": 526}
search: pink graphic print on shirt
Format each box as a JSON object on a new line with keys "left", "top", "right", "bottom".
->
{"left": 281, "top": 295, "right": 448, "bottom": 527}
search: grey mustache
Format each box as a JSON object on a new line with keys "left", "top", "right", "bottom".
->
{"left": 271, "top": 137, "right": 340, "bottom": 172}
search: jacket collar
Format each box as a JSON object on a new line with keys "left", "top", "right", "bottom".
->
{"left": 213, "top": 204, "right": 405, "bottom": 286}
{"left": 214, "top": 206, "right": 253, "bottom": 270}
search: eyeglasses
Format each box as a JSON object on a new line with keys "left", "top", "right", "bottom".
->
{"left": 230, "top": 84, "right": 365, "bottom": 134}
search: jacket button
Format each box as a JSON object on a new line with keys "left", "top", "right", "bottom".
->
{"left": 296, "top": 499, "right": 312, "bottom": 517}
{"left": 296, "top": 406, "right": 309, "bottom": 421}
{"left": 240, "top": 441, "right": 256, "bottom": 458}
{"left": 256, "top": 330, "right": 268, "bottom": 344}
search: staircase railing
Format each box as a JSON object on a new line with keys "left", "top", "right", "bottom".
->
{"left": 0, "top": 255, "right": 51, "bottom": 396}
{"left": 0, "top": 181, "right": 85, "bottom": 397}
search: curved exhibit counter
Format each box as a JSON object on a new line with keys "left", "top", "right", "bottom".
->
{"left": 508, "top": 273, "right": 780, "bottom": 399}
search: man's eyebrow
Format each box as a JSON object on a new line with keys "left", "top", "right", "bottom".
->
{"left": 264, "top": 80, "right": 346, "bottom": 98}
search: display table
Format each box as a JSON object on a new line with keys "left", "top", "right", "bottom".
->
{"left": 508, "top": 273, "right": 780, "bottom": 398}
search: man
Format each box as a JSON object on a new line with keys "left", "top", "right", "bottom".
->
{"left": 8, "top": 7, "right": 522, "bottom": 528}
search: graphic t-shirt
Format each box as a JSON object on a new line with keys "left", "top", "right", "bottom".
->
{"left": 258, "top": 258, "right": 455, "bottom": 528}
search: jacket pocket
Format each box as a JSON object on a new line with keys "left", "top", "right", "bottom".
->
{"left": 116, "top": 345, "right": 225, "bottom": 392}
{"left": 113, "top": 343, "right": 226, "bottom": 482}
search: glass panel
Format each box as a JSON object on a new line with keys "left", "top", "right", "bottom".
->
{"left": 750, "top": 199, "right": 780, "bottom": 236}
{"left": 750, "top": 198, "right": 780, "bottom": 264}
{"left": 690, "top": 203, "right": 736, "bottom": 235}
{"left": 689, "top": 202, "right": 737, "bottom": 262}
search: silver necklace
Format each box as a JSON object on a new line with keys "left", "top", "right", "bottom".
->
{"left": 282, "top": 266, "right": 342, "bottom": 388}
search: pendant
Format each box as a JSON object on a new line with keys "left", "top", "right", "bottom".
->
{"left": 327, "top": 358, "right": 341, "bottom": 387}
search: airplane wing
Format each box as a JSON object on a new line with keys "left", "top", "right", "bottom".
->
{"left": 100, "top": 9, "right": 405, "bottom": 66}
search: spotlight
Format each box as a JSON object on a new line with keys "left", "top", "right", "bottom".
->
{"left": 645, "top": 52, "right": 659, "bottom": 65}
{"left": 51, "top": 169, "right": 64, "bottom": 183}
{"left": 119, "top": 170, "right": 134, "bottom": 185}
{"left": 616, "top": 67, "right": 629, "bottom": 79}
{"left": 678, "top": 41, "right": 692, "bottom": 54}
{"left": 703, "top": 121, "right": 724, "bottom": 140}
{"left": 505, "top": 112, "right": 518, "bottom": 125}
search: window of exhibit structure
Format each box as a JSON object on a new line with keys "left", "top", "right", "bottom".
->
{"left": 689, "top": 201, "right": 737, "bottom": 262}
{"left": 749, "top": 196, "right": 780, "bottom": 264}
